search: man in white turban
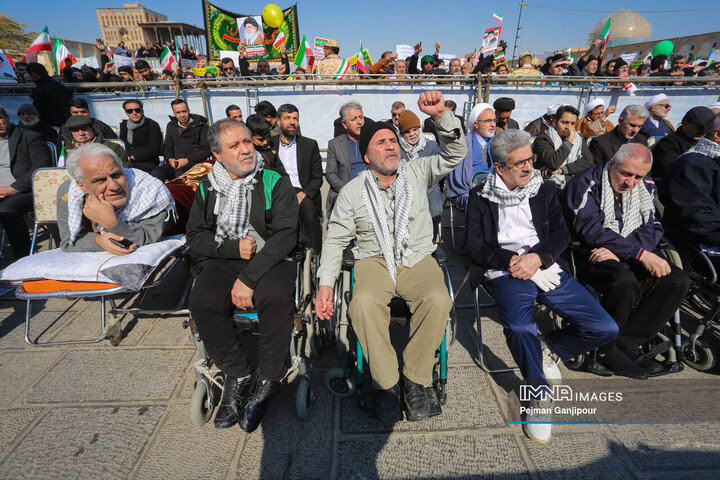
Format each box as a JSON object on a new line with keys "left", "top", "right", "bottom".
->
{"left": 640, "top": 94, "right": 675, "bottom": 139}
{"left": 576, "top": 98, "right": 616, "bottom": 138}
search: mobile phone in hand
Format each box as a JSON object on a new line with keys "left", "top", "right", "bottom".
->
{"left": 110, "top": 238, "right": 134, "bottom": 249}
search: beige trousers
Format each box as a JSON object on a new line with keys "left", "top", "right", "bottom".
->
{"left": 348, "top": 255, "right": 452, "bottom": 390}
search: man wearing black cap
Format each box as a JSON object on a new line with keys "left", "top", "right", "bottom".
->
{"left": 316, "top": 91, "right": 467, "bottom": 423}
{"left": 62, "top": 115, "right": 128, "bottom": 166}
{"left": 652, "top": 106, "right": 715, "bottom": 179}
{"left": 493, "top": 97, "right": 519, "bottom": 132}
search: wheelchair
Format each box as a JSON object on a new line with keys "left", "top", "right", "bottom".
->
{"left": 323, "top": 248, "right": 457, "bottom": 416}
{"left": 184, "top": 245, "right": 320, "bottom": 426}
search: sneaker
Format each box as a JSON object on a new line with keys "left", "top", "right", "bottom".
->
{"left": 522, "top": 396, "right": 553, "bottom": 443}
{"left": 539, "top": 337, "right": 562, "bottom": 385}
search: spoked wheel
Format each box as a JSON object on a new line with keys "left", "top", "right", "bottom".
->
{"left": 190, "top": 380, "right": 214, "bottom": 426}
{"left": 682, "top": 337, "right": 717, "bottom": 371}
{"left": 324, "top": 368, "right": 355, "bottom": 397}
{"left": 645, "top": 332, "right": 676, "bottom": 364}
{"left": 295, "top": 375, "right": 313, "bottom": 420}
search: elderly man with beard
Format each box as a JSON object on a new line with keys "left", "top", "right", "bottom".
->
{"left": 62, "top": 115, "right": 128, "bottom": 166}
{"left": 589, "top": 105, "right": 649, "bottom": 165}
{"left": 576, "top": 99, "right": 616, "bottom": 139}
{"left": 466, "top": 129, "right": 618, "bottom": 443}
{"left": 493, "top": 97, "right": 519, "bottom": 132}
{"left": 315, "top": 91, "right": 466, "bottom": 423}
{"left": 446, "top": 103, "right": 496, "bottom": 209}
{"left": 187, "top": 118, "right": 299, "bottom": 433}
{"left": 57, "top": 144, "right": 175, "bottom": 254}
{"left": 16, "top": 103, "right": 57, "bottom": 144}
{"left": 640, "top": 94, "right": 675, "bottom": 139}
{"left": 533, "top": 105, "right": 595, "bottom": 187}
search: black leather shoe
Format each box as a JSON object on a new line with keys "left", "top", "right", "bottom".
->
{"left": 586, "top": 351, "right": 614, "bottom": 377}
{"left": 401, "top": 375, "right": 430, "bottom": 422}
{"left": 239, "top": 379, "right": 280, "bottom": 433}
{"left": 375, "top": 384, "right": 403, "bottom": 423}
{"left": 602, "top": 349, "right": 648, "bottom": 380}
{"left": 425, "top": 386, "right": 442, "bottom": 418}
{"left": 215, "top": 375, "right": 241, "bottom": 429}
{"left": 637, "top": 358, "right": 668, "bottom": 375}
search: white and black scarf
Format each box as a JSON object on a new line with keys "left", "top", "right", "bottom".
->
{"left": 547, "top": 126, "right": 582, "bottom": 188}
{"left": 207, "top": 153, "right": 264, "bottom": 245}
{"left": 360, "top": 162, "right": 413, "bottom": 284}
{"left": 399, "top": 133, "right": 427, "bottom": 162}
{"left": 480, "top": 169, "right": 543, "bottom": 206}
{"left": 686, "top": 137, "right": 720, "bottom": 160}
{"left": 601, "top": 163, "right": 654, "bottom": 237}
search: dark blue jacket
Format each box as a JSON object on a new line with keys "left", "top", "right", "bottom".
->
{"left": 466, "top": 179, "right": 570, "bottom": 290}
{"left": 563, "top": 164, "right": 663, "bottom": 260}
{"left": 660, "top": 151, "right": 720, "bottom": 246}
{"left": 639, "top": 117, "right": 673, "bottom": 140}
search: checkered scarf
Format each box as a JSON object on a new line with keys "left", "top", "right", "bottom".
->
{"left": 686, "top": 137, "right": 720, "bottom": 160}
{"left": 547, "top": 126, "right": 583, "bottom": 188}
{"left": 67, "top": 168, "right": 175, "bottom": 245}
{"left": 207, "top": 153, "right": 264, "bottom": 245}
{"left": 601, "top": 162, "right": 654, "bottom": 237}
{"left": 480, "top": 169, "right": 543, "bottom": 206}
{"left": 360, "top": 162, "right": 413, "bottom": 284}
{"left": 398, "top": 132, "right": 427, "bottom": 162}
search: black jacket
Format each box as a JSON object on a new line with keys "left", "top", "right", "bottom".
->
{"left": 533, "top": 132, "right": 595, "bottom": 182}
{"left": 588, "top": 126, "right": 647, "bottom": 165}
{"left": 269, "top": 134, "right": 323, "bottom": 213}
{"left": 119, "top": 117, "right": 163, "bottom": 172}
{"left": 651, "top": 128, "right": 697, "bottom": 180}
{"left": 30, "top": 78, "right": 72, "bottom": 127}
{"left": 4, "top": 125, "right": 53, "bottom": 193}
{"left": 162, "top": 114, "right": 211, "bottom": 166}
{"left": 60, "top": 117, "right": 117, "bottom": 143}
{"left": 19, "top": 121, "right": 57, "bottom": 145}
{"left": 466, "top": 180, "right": 570, "bottom": 290}
{"left": 524, "top": 116, "right": 551, "bottom": 137}
{"left": 186, "top": 168, "right": 299, "bottom": 289}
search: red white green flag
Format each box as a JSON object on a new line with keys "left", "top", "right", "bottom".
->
{"left": 159, "top": 46, "right": 175, "bottom": 70}
{"left": 273, "top": 30, "right": 287, "bottom": 49}
{"left": 52, "top": 38, "right": 76, "bottom": 73}
{"left": 23, "top": 26, "right": 52, "bottom": 63}
{"left": 492, "top": 12, "right": 503, "bottom": 23}
{"left": 293, "top": 34, "right": 314, "bottom": 70}
{"left": 356, "top": 42, "right": 368, "bottom": 74}
{"left": 600, "top": 18, "right": 611, "bottom": 48}
{"left": 334, "top": 59, "right": 351, "bottom": 79}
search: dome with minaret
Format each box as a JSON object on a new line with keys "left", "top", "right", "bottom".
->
{"left": 588, "top": 9, "right": 652, "bottom": 47}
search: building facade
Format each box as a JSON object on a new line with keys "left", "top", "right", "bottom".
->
{"left": 97, "top": 3, "right": 168, "bottom": 51}
{"left": 604, "top": 32, "right": 720, "bottom": 64}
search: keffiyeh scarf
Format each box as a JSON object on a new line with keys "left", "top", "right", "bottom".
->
{"left": 67, "top": 168, "right": 175, "bottom": 244}
{"left": 686, "top": 137, "right": 720, "bottom": 160}
{"left": 547, "top": 126, "right": 583, "bottom": 188}
{"left": 207, "top": 153, "right": 264, "bottom": 245}
{"left": 601, "top": 163, "right": 654, "bottom": 237}
{"left": 398, "top": 132, "right": 427, "bottom": 162}
{"left": 361, "top": 162, "right": 413, "bottom": 284}
{"left": 480, "top": 169, "right": 543, "bottom": 206}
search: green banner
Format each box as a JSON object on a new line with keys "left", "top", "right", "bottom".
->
{"left": 202, "top": 1, "right": 300, "bottom": 62}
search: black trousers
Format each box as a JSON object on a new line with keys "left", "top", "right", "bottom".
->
{"left": 299, "top": 196, "right": 322, "bottom": 254}
{"left": 150, "top": 162, "right": 193, "bottom": 183}
{"left": 0, "top": 193, "right": 33, "bottom": 259}
{"left": 189, "top": 258, "right": 295, "bottom": 381}
{"left": 582, "top": 259, "right": 690, "bottom": 351}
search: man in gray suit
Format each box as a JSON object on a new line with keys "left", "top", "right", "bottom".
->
{"left": 325, "top": 101, "right": 366, "bottom": 216}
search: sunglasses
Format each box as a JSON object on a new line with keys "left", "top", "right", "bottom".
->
{"left": 125, "top": 108, "right": 143, "bottom": 114}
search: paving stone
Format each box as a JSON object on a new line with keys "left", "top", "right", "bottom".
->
{"left": 139, "top": 316, "right": 192, "bottom": 346}
{"left": 0, "top": 406, "right": 164, "bottom": 480}
{"left": 0, "top": 302, "right": 82, "bottom": 350}
{"left": 0, "top": 351, "right": 64, "bottom": 405}
{"left": 338, "top": 433, "right": 530, "bottom": 479}
{"left": 0, "top": 408, "right": 44, "bottom": 452}
{"left": 341, "top": 366, "right": 506, "bottom": 434}
{"left": 24, "top": 349, "right": 194, "bottom": 404}
{"left": 135, "top": 404, "right": 242, "bottom": 479}
{"left": 233, "top": 372, "right": 333, "bottom": 480}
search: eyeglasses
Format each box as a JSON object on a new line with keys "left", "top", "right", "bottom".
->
{"left": 223, "top": 67, "right": 235, "bottom": 72}
{"left": 657, "top": 104, "right": 671, "bottom": 109}
{"left": 507, "top": 156, "right": 535, "bottom": 170}
{"left": 477, "top": 118, "right": 496, "bottom": 124}
{"left": 125, "top": 108, "right": 143, "bottom": 114}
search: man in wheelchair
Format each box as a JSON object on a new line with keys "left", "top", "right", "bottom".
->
{"left": 564, "top": 143, "right": 690, "bottom": 378}
{"left": 57, "top": 143, "right": 176, "bottom": 254}
{"left": 315, "top": 91, "right": 465, "bottom": 423}
{"left": 187, "top": 118, "right": 299, "bottom": 432}
{"left": 466, "top": 129, "right": 618, "bottom": 443}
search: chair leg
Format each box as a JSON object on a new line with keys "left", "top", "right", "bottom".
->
{"left": 29, "top": 224, "right": 39, "bottom": 256}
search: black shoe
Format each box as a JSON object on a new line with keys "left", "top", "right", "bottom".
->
{"left": 238, "top": 379, "right": 280, "bottom": 433}
{"left": 637, "top": 357, "right": 668, "bottom": 375}
{"left": 602, "top": 349, "right": 648, "bottom": 380}
{"left": 215, "top": 375, "right": 242, "bottom": 428}
{"left": 586, "top": 351, "right": 614, "bottom": 377}
{"left": 375, "top": 384, "right": 403, "bottom": 423}
{"left": 425, "top": 386, "right": 442, "bottom": 418}
{"left": 401, "top": 375, "right": 430, "bottom": 422}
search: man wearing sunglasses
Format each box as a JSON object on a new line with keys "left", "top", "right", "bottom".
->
{"left": 589, "top": 104, "right": 649, "bottom": 165}
{"left": 640, "top": 94, "right": 675, "bottom": 139}
{"left": 466, "top": 129, "right": 618, "bottom": 443}
{"left": 119, "top": 100, "right": 163, "bottom": 173}
{"left": 219, "top": 57, "right": 239, "bottom": 78}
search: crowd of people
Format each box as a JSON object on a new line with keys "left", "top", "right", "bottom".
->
{"left": 2, "top": 59, "right": 720, "bottom": 444}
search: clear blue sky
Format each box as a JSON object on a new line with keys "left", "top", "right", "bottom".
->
{"left": 5, "top": 0, "right": 720, "bottom": 60}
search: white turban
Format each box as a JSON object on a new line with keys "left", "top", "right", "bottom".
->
{"left": 708, "top": 102, "right": 720, "bottom": 111}
{"left": 644, "top": 93, "right": 669, "bottom": 110}
{"left": 547, "top": 104, "right": 562, "bottom": 116}
{"left": 584, "top": 98, "right": 605, "bottom": 114}
{"left": 468, "top": 103, "right": 494, "bottom": 128}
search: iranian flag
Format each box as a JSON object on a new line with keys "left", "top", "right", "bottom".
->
{"left": 273, "top": 30, "right": 287, "bottom": 49}
{"left": 334, "top": 59, "right": 351, "bottom": 79}
{"left": 495, "top": 51, "right": 506, "bottom": 63}
{"left": 52, "top": 38, "right": 77, "bottom": 73}
{"left": 356, "top": 42, "right": 368, "bottom": 74}
{"left": 492, "top": 12, "right": 503, "bottom": 23}
{"left": 23, "top": 26, "right": 52, "bottom": 63}
{"left": 159, "top": 46, "right": 175, "bottom": 70}
{"left": 293, "top": 34, "right": 314, "bottom": 70}
{"left": 600, "top": 18, "right": 611, "bottom": 48}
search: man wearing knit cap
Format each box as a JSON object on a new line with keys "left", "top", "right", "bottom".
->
{"left": 640, "top": 94, "right": 675, "bottom": 139}
{"left": 493, "top": 97, "right": 519, "bottom": 132}
{"left": 652, "top": 106, "right": 715, "bottom": 179}
{"left": 16, "top": 103, "right": 57, "bottom": 144}
{"left": 397, "top": 109, "right": 442, "bottom": 238}
{"left": 525, "top": 104, "right": 560, "bottom": 137}
{"left": 316, "top": 39, "right": 344, "bottom": 77}
{"left": 446, "top": 103, "right": 495, "bottom": 209}
{"left": 576, "top": 99, "right": 615, "bottom": 139}
{"left": 316, "top": 91, "right": 466, "bottom": 423}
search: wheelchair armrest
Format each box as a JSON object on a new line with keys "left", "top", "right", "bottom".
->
{"left": 433, "top": 246, "right": 447, "bottom": 266}
{"left": 342, "top": 246, "right": 355, "bottom": 270}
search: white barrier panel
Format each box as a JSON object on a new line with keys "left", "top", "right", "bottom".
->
{"left": 1, "top": 85, "right": 718, "bottom": 150}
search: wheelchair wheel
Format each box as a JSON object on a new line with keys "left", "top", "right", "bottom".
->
{"left": 682, "top": 338, "right": 717, "bottom": 371}
{"left": 190, "top": 380, "right": 214, "bottom": 427}
{"left": 106, "top": 323, "right": 123, "bottom": 347}
{"left": 295, "top": 375, "right": 313, "bottom": 420}
{"left": 647, "top": 332, "right": 676, "bottom": 364}
{"left": 689, "top": 293, "right": 714, "bottom": 316}
{"left": 564, "top": 354, "right": 585, "bottom": 370}
{"left": 324, "top": 368, "right": 355, "bottom": 397}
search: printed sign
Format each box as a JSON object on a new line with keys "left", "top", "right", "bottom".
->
{"left": 237, "top": 15, "right": 266, "bottom": 58}
{"left": 482, "top": 26, "right": 502, "bottom": 55}
{"left": 620, "top": 53, "right": 637, "bottom": 64}
{"left": 192, "top": 67, "right": 218, "bottom": 77}
{"left": 313, "top": 37, "right": 329, "bottom": 60}
{"left": 0, "top": 52, "right": 17, "bottom": 83}
{"left": 708, "top": 49, "right": 720, "bottom": 64}
{"left": 114, "top": 55, "right": 135, "bottom": 68}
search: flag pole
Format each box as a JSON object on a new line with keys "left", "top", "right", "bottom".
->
{"left": 511, "top": 1, "right": 526, "bottom": 68}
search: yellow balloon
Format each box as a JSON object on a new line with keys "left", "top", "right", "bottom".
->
{"left": 262, "top": 4, "right": 284, "bottom": 29}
